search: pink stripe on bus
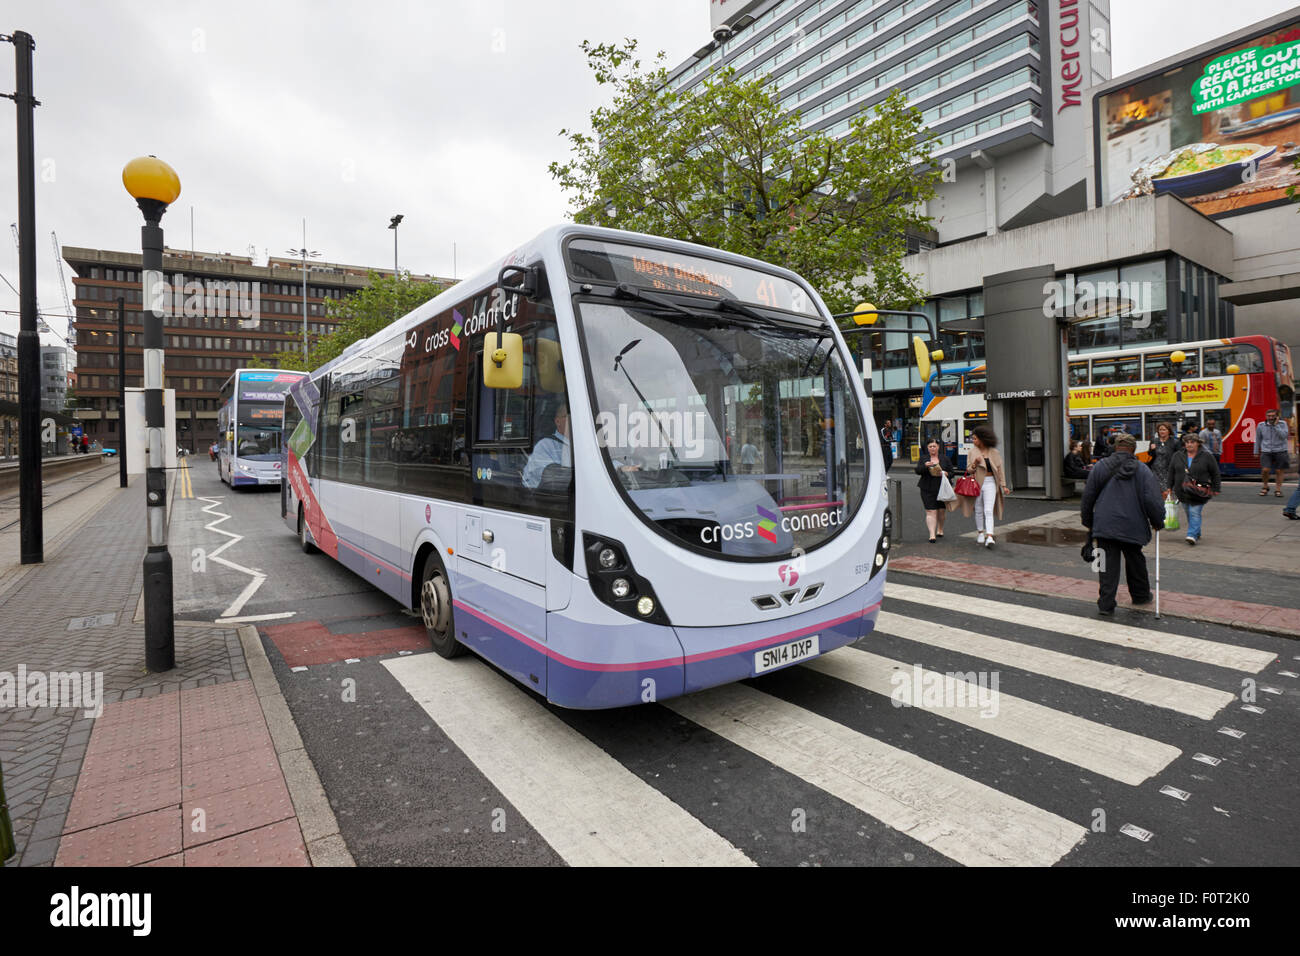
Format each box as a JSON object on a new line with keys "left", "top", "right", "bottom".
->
{"left": 452, "top": 598, "right": 882, "bottom": 673}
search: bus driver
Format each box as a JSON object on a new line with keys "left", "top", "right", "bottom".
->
{"left": 522, "top": 402, "right": 572, "bottom": 489}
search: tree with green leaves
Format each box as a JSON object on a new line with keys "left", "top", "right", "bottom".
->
{"left": 252, "top": 272, "right": 445, "bottom": 371}
{"left": 550, "top": 39, "right": 941, "bottom": 314}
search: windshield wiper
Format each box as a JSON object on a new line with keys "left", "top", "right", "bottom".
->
{"left": 613, "top": 283, "right": 701, "bottom": 321}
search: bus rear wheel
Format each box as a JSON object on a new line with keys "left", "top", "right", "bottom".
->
{"left": 419, "top": 555, "right": 463, "bottom": 659}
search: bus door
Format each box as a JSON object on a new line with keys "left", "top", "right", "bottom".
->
{"left": 456, "top": 336, "right": 554, "bottom": 691}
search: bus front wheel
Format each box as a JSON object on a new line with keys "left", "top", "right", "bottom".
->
{"left": 419, "top": 554, "right": 464, "bottom": 659}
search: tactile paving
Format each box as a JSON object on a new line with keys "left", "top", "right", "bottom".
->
{"left": 63, "top": 766, "right": 182, "bottom": 832}
{"left": 55, "top": 806, "right": 182, "bottom": 866}
{"left": 182, "top": 775, "right": 296, "bottom": 847}
{"left": 182, "top": 745, "right": 283, "bottom": 801}
{"left": 184, "top": 818, "right": 309, "bottom": 867}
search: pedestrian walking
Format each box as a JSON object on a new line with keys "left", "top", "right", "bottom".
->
{"left": 1080, "top": 432, "right": 1164, "bottom": 616}
{"left": 960, "top": 424, "right": 1009, "bottom": 548}
{"left": 914, "top": 438, "right": 956, "bottom": 543}
{"left": 1199, "top": 416, "right": 1223, "bottom": 461}
{"left": 1283, "top": 480, "right": 1300, "bottom": 520}
{"left": 1146, "top": 421, "right": 1179, "bottom": 493}
{"left": 1255, "top": 408, "right": 1290, "bottom": 497}
{"left": 1168, "top": 431, "right": 1221, "bottom": 545}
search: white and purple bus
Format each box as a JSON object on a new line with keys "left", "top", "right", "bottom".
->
{"left": 281, "top": 225, "right": 890, "bottom": 708}
{"left": 218, "top": 369, "right": 307, "bottom": 487}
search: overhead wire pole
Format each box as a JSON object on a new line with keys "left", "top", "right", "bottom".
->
{"left": 286, "top": 219, "right": 320, "bottom": 363}
{"left": 4, "top": 30, "right": 43, "bottom": 564}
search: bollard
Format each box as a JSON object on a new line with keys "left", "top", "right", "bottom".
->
{"left": 887, "top": 477, "right": 904, "bottom": 543}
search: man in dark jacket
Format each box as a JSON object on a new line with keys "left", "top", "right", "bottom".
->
{"left": 1080, "top": 433, "right": 1165, "bottom": 616}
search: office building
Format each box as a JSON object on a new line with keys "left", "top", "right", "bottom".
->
{"left": 63, "top": 246, "right": 445, "bottom": 450}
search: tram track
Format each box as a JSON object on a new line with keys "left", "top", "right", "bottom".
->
{"left": 0, "top": 462, "right": 123, "bottom": 532}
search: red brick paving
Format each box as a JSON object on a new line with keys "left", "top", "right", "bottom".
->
{"left": 56, "top": 806, "right": 182, "bottom": 867}
{"left": 183, "top": 776, "right": 296, "bottom": 848}
{"left": 889, "top": 556, "right": 1300, "bottom": 637}
{"left": 56, "top": 678, "right": 310, "bottom": 866}
{"left": 263, "top": 619, "right": 429, "bottom": 667}
{"left": 184, "top": 818, "right": 308, "bottom": 867}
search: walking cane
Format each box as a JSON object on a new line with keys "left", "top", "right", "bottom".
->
{"left": 1154, "top": 528, "right": 1161, "bottom": 620}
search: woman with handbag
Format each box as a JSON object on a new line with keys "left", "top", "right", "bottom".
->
{"left": 960, "top": 424, "right": 1011, "bottom": 548}
{"left": 915, "top": 439, "right": 956, "bottom": 543}
{"left": 1168, "top": 432, "right": 1221, "bottom": 545}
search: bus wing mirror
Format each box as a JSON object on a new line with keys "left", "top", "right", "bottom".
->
{"left": 498, "top": 264, "right": 540, "bottom": 300}
{"left": 483, "top": 333, "right": 524, "bottom": 389}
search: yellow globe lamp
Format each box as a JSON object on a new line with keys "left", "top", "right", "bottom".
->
{"left": 1169, "top": 350, "right": 1186, "bottom": 366}
{"left": 852, "top": 302, "right": 879, "bottom": 326}
{"left": 1226, "top": 364, "right": 1241, "bottom": 375}
{"left": 912, "top": 335, "right": 934, "bottom": 381}
{"left": 122, "top": 155, "right": 181, "bottom": 206}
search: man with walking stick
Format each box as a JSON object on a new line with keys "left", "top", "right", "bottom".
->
{"left": 1080, "top": 433, "right": 1165, "bottom": 617}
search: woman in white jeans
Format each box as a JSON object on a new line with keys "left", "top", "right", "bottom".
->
{"left": 960, "top": 424, "right": 1011, "bottom": 548}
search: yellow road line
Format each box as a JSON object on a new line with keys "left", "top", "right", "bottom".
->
{"left": 179, "top": 458, "right": 193, "bottom": 498}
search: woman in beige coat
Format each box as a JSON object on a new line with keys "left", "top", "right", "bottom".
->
{"left": 960, "top": 424, "right": 1010, "bottom": 548}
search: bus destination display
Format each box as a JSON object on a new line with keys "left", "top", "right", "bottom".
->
{"left": 566, "top": 238, "right": 819, "bottom": 317}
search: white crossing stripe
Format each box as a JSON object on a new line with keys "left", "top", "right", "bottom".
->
{"left": 885, "top": 582, "right": 1275, "bottom": 673}
{"left": 872, "top": 612, "right": 1233, "bottom": 719}
{"left": 383, "top": 654, "right": 752, "bottom": 867}
{"left": 666, "top": 683, "right": 1085, "bottom": 867}
{"left": 804, "top": 649, "right": 1181, "bottom": 785}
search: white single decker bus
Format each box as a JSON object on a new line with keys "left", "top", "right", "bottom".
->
{"left": 281, "top": 225, "right": 890, "bottom": 708}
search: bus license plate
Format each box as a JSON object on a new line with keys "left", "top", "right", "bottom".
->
{"left": 755, "top": 635, "right": 819, "bottom": 675}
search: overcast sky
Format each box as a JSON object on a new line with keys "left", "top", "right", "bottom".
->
{"left": 1, "top": 0, "right": 1295, "bottom": 350}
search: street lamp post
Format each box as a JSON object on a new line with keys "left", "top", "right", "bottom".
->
{"left": 286, "top": 219, "right": 320, "bottom": 363}
{"left": 122, "top": 154, "right": 181, "bottom": 673}
{"left": 388, "top": 214, "right": 403, "bottom": 277}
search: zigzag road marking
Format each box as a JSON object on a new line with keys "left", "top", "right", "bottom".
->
{"left": 195, "top": 495, "right": 289, "bottom": 621}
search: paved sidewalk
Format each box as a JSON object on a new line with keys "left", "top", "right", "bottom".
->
{"left": 889, "top": 555, "right": 1300, "bottom": 637}
{"left": 0, "top": 470, "right": 351, "bottom": 867}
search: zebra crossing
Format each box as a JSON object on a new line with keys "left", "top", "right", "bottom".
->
{"left": 380, "top": 579, "right": 1288, "bottom": 867}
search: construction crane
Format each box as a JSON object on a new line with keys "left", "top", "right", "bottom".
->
{"left": 9, "top": 223, "right": 50, "bottom": 334}
{"left": 51, "top": 230, "right": 76, "bottom": 364}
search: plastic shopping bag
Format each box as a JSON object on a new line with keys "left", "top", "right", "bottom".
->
{"left": 936, "top": 473, "right": 956, "bottom": 502}
{"left": 1163, "top": 495, "right": 1180, "bottom": 531}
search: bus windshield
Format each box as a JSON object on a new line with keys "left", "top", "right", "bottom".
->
{"left": 236, "top": 402, "right": 285, "bottom": 460}
{"left": 576, "top": 299, "right": 868, "bottom": 560}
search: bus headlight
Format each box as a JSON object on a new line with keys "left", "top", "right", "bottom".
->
{"left": 582, "top": 533, "right": 669, "bottom": 625}
{"left": 870, "top": 508, "right": 892, "bottom": 580}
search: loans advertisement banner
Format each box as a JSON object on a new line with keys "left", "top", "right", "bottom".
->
{"left": 1069, "top": 379, "right": 1226, "bottom": 410}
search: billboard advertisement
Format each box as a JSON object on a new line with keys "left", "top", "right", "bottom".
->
{"left": 1095, "top": 18, "right": 1300, "bottom": 216}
